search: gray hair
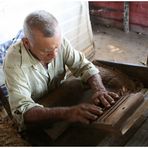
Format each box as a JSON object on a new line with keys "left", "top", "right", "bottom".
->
{"left": 23, "top": 10, "right": 58, "bottom": 40}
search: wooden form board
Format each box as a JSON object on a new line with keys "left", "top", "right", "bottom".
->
{"left": 92, "top": 92, "right": 144, "bottom": 135}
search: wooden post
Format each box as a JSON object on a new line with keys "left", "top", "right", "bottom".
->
{"left": 146, "top": 55, "right": 148, "bottom": 66}
{"left": 123, "top": 2, "right": 129, "bottom": 33}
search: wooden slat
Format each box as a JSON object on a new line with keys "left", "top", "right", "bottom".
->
{"left": 97, "top": 115, "right": 145, "bottom": 146}
{"left": 125, "top": 118, "right": 148, "bottom": 146}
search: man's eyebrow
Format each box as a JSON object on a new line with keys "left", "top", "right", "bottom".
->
{"left": 42, "top": 48, "right": 54, "bottom": 52}
{"left": 45, "top": 48, "right": 52, "bottom": 51}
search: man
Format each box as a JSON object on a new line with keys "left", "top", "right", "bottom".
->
{"left": 3, "top": 10, "right": 119, "bottom": 131}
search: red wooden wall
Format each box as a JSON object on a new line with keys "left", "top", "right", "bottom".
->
{"left": 89, "top": 2, "right": 148, "bottom": 34}
{"left": 130, "top": 2, "right": 148, "bottom": 27}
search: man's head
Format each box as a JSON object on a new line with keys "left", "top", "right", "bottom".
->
{"left": 22, "top": 10, "right": 61, "bottom": 64}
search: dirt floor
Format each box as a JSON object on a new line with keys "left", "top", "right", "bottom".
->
{"left": 0, "top": 109, "right": 29, "bottom": 146}
{"left": 92, "top": 24, "right": 148, "bottom": 65}
{"left": 0, "top": 25, "right": 147, "bottom": 146}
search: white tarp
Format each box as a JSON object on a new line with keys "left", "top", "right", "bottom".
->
{"left": 0, "top": 0, "right": 93, "bottom": 53}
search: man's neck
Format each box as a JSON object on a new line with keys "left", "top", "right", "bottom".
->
{"left": 40, "top": 61, "right": 48, "bottom": 69}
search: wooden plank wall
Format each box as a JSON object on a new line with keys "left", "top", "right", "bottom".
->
{"left": 89, "top": 1, "right": 148, "bottom": 35}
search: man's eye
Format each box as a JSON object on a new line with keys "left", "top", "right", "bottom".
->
{"left": 42, "top": 48, "right": 51, "bottom": 52}
{"left": 44, "top": 48, "right": 50, "bottom": 52}
{"left": 40, "top": 49, "right": 47, "bottom": 52}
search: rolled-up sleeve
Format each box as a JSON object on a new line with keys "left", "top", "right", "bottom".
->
{"left": 62, "top": 38, "right": 99, "bottom": 82}
{"left": 4, "top": 66, "right": 43, "bottom": 129}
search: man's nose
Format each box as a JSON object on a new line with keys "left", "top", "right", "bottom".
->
{"left": 48, "top": 48, "right": 58, "bottom": 57}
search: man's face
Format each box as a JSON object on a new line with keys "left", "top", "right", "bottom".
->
{"left": 26, "top": 28, "right": 61, "bottom": 64}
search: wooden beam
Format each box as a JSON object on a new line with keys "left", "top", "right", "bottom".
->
{"left": 123, "top": 2, "right": 129, "bottom": 33}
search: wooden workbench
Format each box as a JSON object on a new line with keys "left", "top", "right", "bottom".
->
{"left": 36, "top": 88, "right": 148, "bottom": 146}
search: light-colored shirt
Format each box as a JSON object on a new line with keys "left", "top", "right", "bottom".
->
{"left": 3, "top": 37, "right": 99, "bottom": 130}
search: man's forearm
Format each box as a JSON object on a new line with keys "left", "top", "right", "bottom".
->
{"left": 24, "top": 106, "right": 70, "bottom": 126}
{"left": 87, "top": 73, "right": 106, "bottom": 92}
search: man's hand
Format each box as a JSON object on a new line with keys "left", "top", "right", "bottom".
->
{"left": 88, "top": 73, "right": 119, "bottom": 108}
{"left": 66, "top": 103, "right": 103, "bottom": 124}
{"left": 24, "top": 103, "right": 103, "bottom": 127}
{"left": 91, "top": 89, "right": 119, "bottom": 108}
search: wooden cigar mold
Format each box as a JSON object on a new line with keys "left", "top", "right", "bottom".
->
{"left": 92, "top": 92, "right": 144, "bottom": 134}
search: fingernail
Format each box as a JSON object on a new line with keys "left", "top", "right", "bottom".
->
{"left": 116, "top": 94, "right": 119, "bottom": 98}
{"left": 111, "top": 100, "right": 115, "bottom": 104}
{"left": 107, "top": 104, "right": 111, "bottom": 108}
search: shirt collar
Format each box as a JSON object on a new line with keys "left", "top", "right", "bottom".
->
{"left": 21, "top": 41, "right": 39, "bottom": 67}
{"left": 20, "top": 41, "right": 49, "bottom": 77}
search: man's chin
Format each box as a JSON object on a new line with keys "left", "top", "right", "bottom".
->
{"left": 46, "top": 58, "right": 54, "bottom": 63}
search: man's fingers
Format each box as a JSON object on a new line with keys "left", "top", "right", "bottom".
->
{"left": 91, "top": 92, "right": 101, "bottom": 105}
{"left": 100, "top": 96, "right": 111, "bottom": 108}
{"left": 82, "top": 104, "right": 103, "bottom": 115}
{"left": 94, "top": 98, "right": 100, "bottom": 105}
{"left": 104, "top": 93, "right": 115, "bottom": 104}
{"left": 76, "top": 104, "right": 103, "bottom": 124}
{"left": 82, "top": 104, "right": 104, "bottom": 122}
{"left": 88, "top": 104, "right": 103, "bottom": 116}
{"left": 108, "top": 92, "right": 119, "bottom": 99}
{"left": 91, "top": 91, "right": 119, "bottom": 108}
{"left": 83, "top": 110, "right": 98, "bottom": 121}
{"left": 91, "top": 92, "right": 111, "bottom": 108}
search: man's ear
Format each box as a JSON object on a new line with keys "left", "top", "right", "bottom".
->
{"left": 22, "top": 38, "right": 31, "bottom": 50}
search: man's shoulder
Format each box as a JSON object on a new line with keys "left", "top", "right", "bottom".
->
{"left": 4, "top": 41, "right": 22, "bottom": 67}
{"left": 61, "top": 37, "right": 72, "bottom": 50}
{"left": 62, "top": 37, "right": 70, "bottom": 45}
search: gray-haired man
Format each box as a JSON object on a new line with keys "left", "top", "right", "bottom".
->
{"left": 4, "top": 10, "right": 119, "bottom": 131}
